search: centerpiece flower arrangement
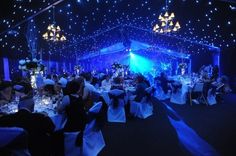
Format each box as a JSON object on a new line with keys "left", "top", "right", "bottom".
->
{"left": 18, "top": 58, "right": 45, "bottom": 89}
{"left": 18, "top": 58, "right": 45, "bottom": 72}
{"left": 74, "top": 65, "right": 81, "bottom": 70}
{"left": 178, "top": 63, "right": 187, "bottom": 69}
{"left": 112, "top": 62, "right": 123, "bottom": 70}
{"left": 178, "top": 63, "right": 187, "bottom": 75}
{"left": 111, "top": 62, "right": 129, "bottom": 77}
{"left": 74, "top": 65, "right": 82, "bottom": 75}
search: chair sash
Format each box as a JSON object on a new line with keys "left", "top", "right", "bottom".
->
{"left": 145, "top": 87, "right": 155, "bottom": 102}
{"left": 193, "top": 83, "right": 204, "bottom": 92}
{"left": 108, "top": 92, "right": 125, "bottom": 108}
{"left": 75, "top": 102, "right": 104, "bottom": 147}
{"left": 86, "top": 102, "right": 104, "bottom": 132}
{"left": 172, "top": 83, "right": 182, "bottom": 94}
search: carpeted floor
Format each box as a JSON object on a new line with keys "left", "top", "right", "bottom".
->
{"left": 169, "top": 93, "right": 236, "bottom": 156}
{"left": 99, "top": 93, "right": 236, "bottom": 156}
{"left": 99, "top": 98, "right": 190, "bottom": 156}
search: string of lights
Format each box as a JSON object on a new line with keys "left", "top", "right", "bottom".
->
{"left": 0, "top": 0, "right": 235, "bottom": 60}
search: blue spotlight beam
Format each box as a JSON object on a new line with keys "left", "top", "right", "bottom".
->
{"left": 129, "top": 52, "right": 154, "bottom": 74}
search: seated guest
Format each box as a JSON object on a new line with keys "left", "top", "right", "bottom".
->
{"left": 210, "top": 65, "right": 219, "bottom": 81}
{"left": 101, "top": 75, "right": 111, "bottom": 91}
{"left": 156, "top": 72, "right": 172, "bottom": 94}
{"left": 204, "top": 64, "right": 213, "bottom": 76}
{"left": 81, "top": 72, "right": 97, "bottom": 100}
{"left": 200, "top": 70, "right": 211, "bottom": 83}
{"left": 199, "top": 65, "right": 206, "bottom": 75}
{"left": 52, "top": 78, "right": 104, "bottom": 156}
{"left": 58, "top": 75, "right": 68, "bottom": 87}
{"left": 0, "top": 81, "right": 12, "bottom": 106}
{"left": 43, "top": 76, "right": 56, "bottom": 96}
{"left": 200, "top": 70, "right": 216, "bottom": 97}
{"left": 14, "top": 82, "right": 34, "bottom": 111}
{"left": 52, "top": 74, "right": 59, "bottom": 83}
{"left": 91, "top": 76, "right": 100, "bottom": 89}
{"left": 43, "top": 75, "right": 55, "bottom": 85}
{"left": 133, "top": 75, "right": 148, "bottom": 102}
{"left": 57, "top": 78, "right": 86, "bottom": 131}
{"left": 219, "top": 75, "right": 232, "bottom": 93}
{"left": 54, "top": 82, "right": 63, "bottom": 95}
{"left": 43, "top": 85, "right": 56, "bottom": 95}
{"left": 0, "top": 96, "right": 55, "bottom": 156}
{"left": 111, "top": 77, "right": 124, "bottom": 90}
{"left": 58, "top": 75, "right": 68, "bottom": 95}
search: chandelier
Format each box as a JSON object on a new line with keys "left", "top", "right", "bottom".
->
{"left": 42, "top": 6, "right": 66, "bottom": 42}
{"left": 42, "top": 24, "right": 66, "bottom": 42}
{"left": 153, "top": 1, "right": 180, "bottom": 33}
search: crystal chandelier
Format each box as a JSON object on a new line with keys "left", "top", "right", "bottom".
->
{"left": 153, "top": 1, "right": 181, "bottom": 33}
{"left": 42, "top": 6, "right": 66, "bottom": 42}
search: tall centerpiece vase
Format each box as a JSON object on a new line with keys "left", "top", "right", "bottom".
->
{"left": 181, "top": 68, "right": 186, "bottom": 76}
{"left": 19, "top": 58, "right": 45, "bottom": 89}
{"left": 30, "top": 71, "right": 37, "bottom": 89}
{"left": 178, "top": 63, "right": 187, "bottom": 76}
{"left": 74, "top": 65, "right": 81, "bottom": 76}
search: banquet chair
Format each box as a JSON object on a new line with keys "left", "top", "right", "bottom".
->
{"left": 107, "top": 89, "right": 126, "bottom": 123}
{"left": 130, "top": 87, "right": 154, "bottom": 119}
{"left": 0, "top": 127, "right": 31, "bottom": 156}
{"left": 51, "top": 114, "right": 67, "bottom": 131}
{"left": 170, "top": 83, "right": 186, "bottom": 105}
{"left": 64, "top": 102, "right": 105, "bottom": 156}
{"left": 192, "top": 83, "right": 208, "bottom": 106}
{"left": 154, "top": 82, "right": 170, "bottom": 100}
{"left": 90, "top": 91, "right": 101, "bottom": 103}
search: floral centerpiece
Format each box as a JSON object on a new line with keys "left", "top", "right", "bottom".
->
{"left": 111, "top": 62, "right": 129, "bottom": 77}
{"left": 74, "top": 65, "right": 82, "bottom": 75}
{"left": 74, "top": 65, "right": 81, "bottom": 71}
{"left": 19, "top": 58, "right": 45, "bottom": 72}
{"left": 19, "top": 58, "right": 45, "bottom": 89}
{"left": 112, "top": 62, "right": 123, "bottom": 70}
{"left": 178, "top": 63, "right": 187, "bottom": 69}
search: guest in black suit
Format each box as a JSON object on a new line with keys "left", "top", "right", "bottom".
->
{"left": 0, "top": 82, "right": 55, "bottom": 156}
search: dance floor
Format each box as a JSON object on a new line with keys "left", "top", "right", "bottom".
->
{"left": 99, "top": 94, "right": 236, "bottom": 156}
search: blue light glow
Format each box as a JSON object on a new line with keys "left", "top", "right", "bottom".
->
{"left": 129, "top": 52, "right": 154, "bottom": 74}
